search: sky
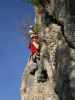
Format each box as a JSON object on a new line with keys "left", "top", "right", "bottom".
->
{"left": 0, "top": 0, "right": 34, "bottom": 100}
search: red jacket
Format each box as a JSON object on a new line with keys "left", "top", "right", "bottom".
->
{"left": 28, "top": 40, "right": 40, "bottom": 55}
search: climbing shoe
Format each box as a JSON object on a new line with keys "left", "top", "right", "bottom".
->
{"left": 30, "top": 68, "right": 36, "bottom": 75}
{"left": 30, "top": 64, "right": 38, "bottom": 75}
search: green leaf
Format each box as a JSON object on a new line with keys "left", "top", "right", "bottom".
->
{"left": 34, "top": 24, "right": 41, "bottom": 32}
{"left": 33, "top": 0, "right": 40, "bottom": 7}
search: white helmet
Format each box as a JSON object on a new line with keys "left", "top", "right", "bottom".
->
{"left": 28, "top": 29, "right": 34, "bottom": 34}
{"left": 30, "top": 34, "right": 38, "bottom": 38}
{"left": 30, "top": 34, "right": 34, "bottom": 38}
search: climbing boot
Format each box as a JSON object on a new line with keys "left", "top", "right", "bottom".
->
{"left": 30, "top": 64, "right": 38, "bottom": 75}
{"left": 30, "top": 68, "right": 36, "bottom": 75}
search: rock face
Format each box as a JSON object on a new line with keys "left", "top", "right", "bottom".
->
{"left": 21, "top": 24, "right": 61, "bottom": 100}
{"left": 21, "top": 0, "right": 75, "bottom": 100}
{"left": 55, "top": 0, "right": 75, "bottom": 100}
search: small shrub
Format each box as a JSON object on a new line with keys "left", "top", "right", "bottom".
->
{"left": 33, "top": 0, "right": 41, "bottom": 7}
{"left": 34, "top": 24, "right": 41, "bottom": 32}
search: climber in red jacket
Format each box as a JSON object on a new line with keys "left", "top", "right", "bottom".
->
{"left": 28, "top": 30, "right": 40, "bottom": 63}
{"left": 28, "top": 30, "right": 40, "bottom": 75}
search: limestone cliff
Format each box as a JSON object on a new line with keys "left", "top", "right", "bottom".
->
{"left": 21, "top": 0, "right": 75, "bottom": 100}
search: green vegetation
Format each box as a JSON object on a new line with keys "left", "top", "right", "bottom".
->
{"left": 34, "top": 23, "right": 41, "bottom": 32}
{"left": 33, "top": 0, "right": 40, "bottom": 7}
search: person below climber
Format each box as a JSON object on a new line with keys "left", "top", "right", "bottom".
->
{"left": 28, "top": 30, "right": 40, "bottom": 64}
